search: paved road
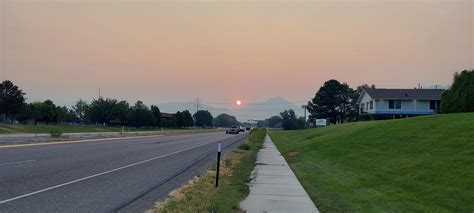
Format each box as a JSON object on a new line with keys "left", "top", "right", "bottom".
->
{"left": 0, "top": 132, "right": 249, "bottom": 212}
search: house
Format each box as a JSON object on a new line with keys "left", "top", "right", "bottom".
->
{"left": 159, "top": 112, "right": 174, "bottom": 126}
{"left": 356, "top": 88, "right": 445, "bottom": 116}
{"left": 160, "top": 112, "right": 173, "bottom": 120}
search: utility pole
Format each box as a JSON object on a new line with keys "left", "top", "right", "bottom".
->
{"left": 196, "top": 97, "right": 200, "bottom": 113}
{"left": 301, "top": 105, "right": 307, "bottom": 127}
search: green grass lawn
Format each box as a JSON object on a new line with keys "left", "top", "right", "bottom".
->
{"left": 0, "top": 124, "right": 173, "bottom": 134}
{"left": 270, "top": 113, "right": 474, "bottom": 212}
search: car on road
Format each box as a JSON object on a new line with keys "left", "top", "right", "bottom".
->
{"left": 226, "top": 126, "right": 241, "bottom": 134}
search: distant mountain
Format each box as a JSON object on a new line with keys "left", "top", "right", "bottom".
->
{"left": 232, "top": 97, "right": 303, "bottom": 122}
{"left": 158, "top": 97, "right": 306, "bottom": 122}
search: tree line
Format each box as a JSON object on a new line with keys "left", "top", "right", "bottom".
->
{"left": 2, "top": 69, "right": 471, "bottom": 129}
{"left": 0, "top": 80, "right": 226, "bottom": 128}
{"left": 257, "top": 110, "right": 306, "bottom": 130}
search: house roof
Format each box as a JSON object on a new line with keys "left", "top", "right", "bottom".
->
{"left": 362, "top": 88, "right": 445, "bottom": 101}
{"left": 160, "top": 112, "right": 173, "bottom": 118}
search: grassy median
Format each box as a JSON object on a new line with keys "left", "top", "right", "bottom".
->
{"left": 151, "top": 128, "right": 266, "bottom": 213}
{"left": 0, "top": 124, "right": 222, "bottom": 135}
{"left": 0, "top": 124, "right": 122, "bottom": 134}
{"left": 270, "top": 113, "right": 474, "bottom": 212}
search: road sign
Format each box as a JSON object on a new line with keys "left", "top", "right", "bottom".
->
{"left": 316, "top": 119, "right": 327, "bottom": 126}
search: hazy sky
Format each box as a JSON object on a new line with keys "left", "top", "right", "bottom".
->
{"left": 0, "top": 0, "right": 473, "bottom": 107}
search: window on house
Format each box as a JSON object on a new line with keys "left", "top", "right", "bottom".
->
{"left": 389, "top": 100, "right": 401, "bottom": 109}
{"left": 395, "top": 100, "right": 401, "bottom": 109}
{"left": 395, "top": 100, "right": 402, "bottom": 109}
{"left": 430, "top": 100, "right": 440, "bottom": 110}
{"left": 366, "top": 102, "right": 369, "bottom": 110}
{"left": 361, "top": 103, "right": 365, "bottom": 112}
{"left": 369, "top": 101, "right": 373, "bottom": 110}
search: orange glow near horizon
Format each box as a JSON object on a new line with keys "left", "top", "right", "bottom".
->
{"left": 0, "top": 1, "right": 472, "bottom": 106}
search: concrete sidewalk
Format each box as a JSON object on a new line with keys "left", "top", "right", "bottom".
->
{"left": 240, "top": 134, "right": 319, "bottom": 213}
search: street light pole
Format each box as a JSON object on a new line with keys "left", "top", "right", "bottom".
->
{"left": 301, "top": 105, "right": 307, "bottom": 127}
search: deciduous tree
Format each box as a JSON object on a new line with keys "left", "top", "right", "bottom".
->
{"left": 28, "top": 100, "right": 56, "bottom": 125}
{"left": 72, "top": 99, "right": 89, "bottom": 125}
{"left": 127, "top": 101, "right": 155, "bottom": 128}
{"left": 280, "top": 109, "right": 298, "bottom": 130}
{"left": 56, "top": 105, "right": 69, "bottom": 124}
{"left": 0, "top": 80, "right": 26, "bottom": 123}
{"left": 150, "top": 105, "right": 162, "bottom": 127}
{"left": 193, "top": 110, "right": 213, "bottom": 127}
{"left": 441, "top": 70, "right": 474, "bottom": 113}
{"left": 86, "top": 98, "right": 118, "bottom": 126}
{"left": 265, "top": 116, "right": 282, "bottom": 128}
{"left": 214, "top": 113, "right": 239, "bottom": 128}
{"left": 307, "top": 79, "right": 355, "bottom": 124}
{"left": 113, "top": 100, "right": 130, "bottom": 125}
{"left": 181, "top": 110, "right": 194, "bottom": 128}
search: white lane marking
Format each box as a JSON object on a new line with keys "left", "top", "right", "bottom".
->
{"left": 0, "top": 140, "right": 218, "bottom": 204}
{"left": 0, "top": 159, "right": 37, "bottom": 167}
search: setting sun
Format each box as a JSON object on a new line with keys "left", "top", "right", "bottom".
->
{"left": 236, "top": 100, "right": 242, "bottom": 106}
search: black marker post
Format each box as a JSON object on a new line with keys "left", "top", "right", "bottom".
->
{"left": 215, "top": 141, "right": 222, "bottom": 187}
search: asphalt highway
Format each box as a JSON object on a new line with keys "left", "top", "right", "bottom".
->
{"left": 0, "top": 131, "right": 249, "bottom": 212}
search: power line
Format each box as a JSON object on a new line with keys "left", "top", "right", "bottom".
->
{"left": 220, "top": 109, "right": 306, "bottom": 112}
{"left": 204, "top": 101, "right": 308, "bottom": 105}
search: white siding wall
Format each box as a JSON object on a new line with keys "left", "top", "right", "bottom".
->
{"left": 374, "top": 99, "right": 436, "bottom": 114}
{"left": 359, "top": 93, "right": 375, "bottom": 113}
{"left": 416, "top": 101, "right": 431, "bottom": 111}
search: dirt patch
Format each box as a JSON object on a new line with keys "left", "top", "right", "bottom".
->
{"left": 286, "top": 151, "right": 302, "bottom": 163}
{"left": 149, "top": 176, "right": 200, "bottom": 212}
{"left": 287, "top": 151, "right": 301, "bottom": 157}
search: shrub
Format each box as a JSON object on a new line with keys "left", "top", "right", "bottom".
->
{"left": 50, "top": 129, "right": 63, "bottom": 138}
{"left": 238, "top": 143, "right": 251, "bottom": 150}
